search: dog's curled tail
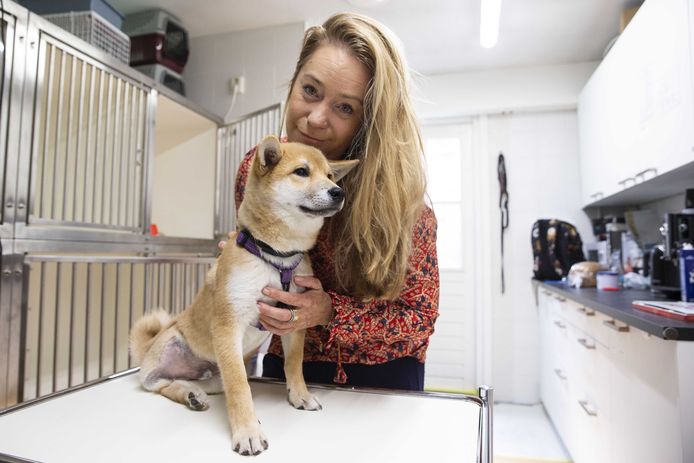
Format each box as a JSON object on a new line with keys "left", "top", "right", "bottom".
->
{"left": 129, "top": 309, "right": 172, "bottom": 365}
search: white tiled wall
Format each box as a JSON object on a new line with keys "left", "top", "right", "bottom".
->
{"left": 184, "top": 22, "right": 305, "bottom": 121}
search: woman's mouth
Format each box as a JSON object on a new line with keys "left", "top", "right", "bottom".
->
{"left": 299, "top": 131, "right": 324, "bottom": 143}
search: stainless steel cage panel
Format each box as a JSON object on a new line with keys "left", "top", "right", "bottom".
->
{"left": 20, "top": 254, "right": 215, "bottom": 404}
{"left": 0, "top": 2, "right": 29, "bottom": 239}
{"left": 0, "top": 245, "right": 26, "bottom": 410}
{"left": 27, "top": 35, "right": 149, "bottom": 233}
{"left": 215, "top": 103, "right": 282, "bottom": 239}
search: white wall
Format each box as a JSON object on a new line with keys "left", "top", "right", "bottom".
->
{"left": 184, "top": 22, "right": 305, "bottom": 121}
{"left": 414, "top": 62, "right": 598, "bottom": 119}
{"left": 152, "top": 96, "right": 217, "bottom": 239}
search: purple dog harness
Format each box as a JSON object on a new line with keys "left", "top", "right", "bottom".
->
{"left": 235, "top": 229, "right": 303, "bottom": 292}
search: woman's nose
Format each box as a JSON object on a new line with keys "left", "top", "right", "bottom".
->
{"left": 307, "top": 104, "right": 329, "bottom": 128}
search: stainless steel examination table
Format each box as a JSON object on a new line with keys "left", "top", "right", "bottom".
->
{"left": 0, "top": 370, "right": 492, "bottom": 463}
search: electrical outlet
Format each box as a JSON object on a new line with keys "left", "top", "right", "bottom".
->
{"left": 229, "top": 76, "right": 246, "bottom": 95}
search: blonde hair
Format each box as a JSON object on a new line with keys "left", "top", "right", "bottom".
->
{"left": 286, "top": 13, "right": 427, "bottom": 300}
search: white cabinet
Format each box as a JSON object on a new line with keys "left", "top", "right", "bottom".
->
{"left": 537, "top": 286, "right": 688, "bottom": 463}
{"left": 578, "top": 0, "right": 694, "bottom": 207}
{"left": 609, "top": 325, "right": 681, "bottom": 463}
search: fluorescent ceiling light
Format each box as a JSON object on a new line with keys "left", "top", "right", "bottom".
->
{"left": 480, "top": 0, "right": 502, "bottom": 48}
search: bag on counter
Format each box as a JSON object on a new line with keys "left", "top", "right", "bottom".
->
{"left": 532, "top": 219, "right": 586, "bottom": 280}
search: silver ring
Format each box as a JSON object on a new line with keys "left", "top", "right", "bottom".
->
{"left": 288, "top": 308, "right": 298, "bottom": 323}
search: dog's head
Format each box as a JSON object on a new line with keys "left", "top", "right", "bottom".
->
{"left": 249, "top": 135, "right": 359, "bottom": 219}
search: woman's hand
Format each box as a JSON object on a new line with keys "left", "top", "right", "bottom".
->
{"left": 218, "top": 231, "right": 234, "bottom": 251}
{"left": 257, "top": 276, "right": 333, "bottom": 335}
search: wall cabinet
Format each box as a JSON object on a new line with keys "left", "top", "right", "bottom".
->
{"left": 538, "top": 287, "right": 688, "bottom": 463}
{"left": 577, "top": 0, "right": 694, "bottom": 207}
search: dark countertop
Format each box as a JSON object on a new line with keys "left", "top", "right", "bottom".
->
{"left": 535, "top": 280, "right": 694, "bottom": 341}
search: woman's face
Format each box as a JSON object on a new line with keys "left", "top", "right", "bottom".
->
{"left": 286, "top": 43, "right": 370, "bottom": 160}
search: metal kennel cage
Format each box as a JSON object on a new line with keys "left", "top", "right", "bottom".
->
{"left": 0, "top": 0, "right": 283, "bottom": 409}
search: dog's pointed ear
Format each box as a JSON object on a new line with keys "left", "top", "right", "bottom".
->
{"left": 256, "top": 136, "right": 282, "bottom": 170}
{"left": 329, "top": 160, "right": 359, "bottom": 182}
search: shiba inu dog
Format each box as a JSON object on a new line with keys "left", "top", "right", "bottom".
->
{"left": 129, "top": 135, "right": 358, "bottom": 456}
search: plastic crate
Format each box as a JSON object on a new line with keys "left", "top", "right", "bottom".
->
{"left": 130, "top": 33, "right": 188, "bottom": 74}
{"left": 18, "top": 0, "right": 123, "bottom": 29}
{"left": 122, "top": 9, "right": 183, "bottom": 37}
{"left": 123, "top": 10, "right": 189, "bottom": 73}
{"left": 43, "top": 10, "right": 130, "bottom": 64}
{"left": 134, "top": 63, "right": 185, "bottom": 96}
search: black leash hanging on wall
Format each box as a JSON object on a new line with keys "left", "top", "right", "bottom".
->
{"left": 498, "top": 152, "right": 509, "bottom": 293}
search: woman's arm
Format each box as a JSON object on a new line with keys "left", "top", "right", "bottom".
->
{"left": 326, "top": 206, "right": 440, "bottom": 348}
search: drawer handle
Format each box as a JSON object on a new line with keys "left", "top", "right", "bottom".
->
{"left": 554, "top": 296, "right": 566, "bottom": 302}
{"left": 577, "top": 307, "right": 595, "bottom": 316}
{"left": 554, "top": 320, "right": 566, "bottom": 329}
{"left": 578, "top": 400, "right": 598, "bottom": 417}
{"left": 577, "top": 338, "right": 596, "bottom": 350}
{"left": 554, "top": 369, "right": 567, "bottom": 380}
{"left": 542, "top": 290, "right": 551, "bottom": 296}
{"left": 603, "top": 319, "right": 629, "bottom": 332}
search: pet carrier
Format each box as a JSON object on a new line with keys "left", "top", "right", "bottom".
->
{"left": 41, "top": 10, "right": 130, "bottom": 64}
{"left": 123, "top": 9, "right": 189, "bottom": 73}
{"left": 134, "top": 63, "right": 185, "bottom": 96}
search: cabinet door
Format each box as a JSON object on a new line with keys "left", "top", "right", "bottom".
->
{"left": 567, "top": 325, "right": 611, "bottom": 463}
{"left": 615, "top": 0, "right": 694, "bottom": 178}
{"left": 578, "top": 68, "right": 620, "bottom": 205}
{"left": 578, "top": 0, "right": 694, "bottom": 206}
{"left": 609, "top": 326, "right": 681, "bottom": 463}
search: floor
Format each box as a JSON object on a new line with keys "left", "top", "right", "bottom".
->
{"left": 494, "top": 403, "right": 572, "bottom": 463}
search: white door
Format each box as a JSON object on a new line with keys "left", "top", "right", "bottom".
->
{"left": 421, "top": 123, "right": 476, "bottom": 392}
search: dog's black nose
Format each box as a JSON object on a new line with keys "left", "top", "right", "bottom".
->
{"left": 328, "top": 187, "right": 344, "bottom": 201}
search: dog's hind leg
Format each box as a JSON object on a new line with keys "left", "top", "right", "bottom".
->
{"left": 282, "top": 330, "right": 321, "bottom": 411}
{"left": 196, "top": 374, "right": 224, "bottom": 394}
{"left": 143, "top": 376, "right": 210, "bottom": 411}
{"left": 160, "top": 379, "right": 210, "bottom": 411}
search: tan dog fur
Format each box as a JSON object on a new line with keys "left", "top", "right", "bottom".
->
{"left": 129, "top": 136, "right": 357, "bottom": 456}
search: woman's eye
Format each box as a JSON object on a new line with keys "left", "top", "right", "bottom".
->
{"left": 293, "top": 167, "right": 310, "bottom": 177}
{"left": 303, "top": 85, "right": 318, "bottom": 98}
{"left": 337, "top": 103, "right": 353, "bottom": 115}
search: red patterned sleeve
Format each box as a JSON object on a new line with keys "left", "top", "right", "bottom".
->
{"left": 234, "top": 149, "right": 256, "bottom": 213}
{"left": 326, "top": 206, "right": 440, "bottom": 348}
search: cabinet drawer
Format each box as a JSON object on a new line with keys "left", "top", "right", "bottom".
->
{"left": 564, "top": 299, "right": 612, "bottom": 346}
{"left": 541, "top": 352, "right": 572, "bottom": 451}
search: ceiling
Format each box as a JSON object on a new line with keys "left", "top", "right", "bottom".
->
{"left": 108, "top": 0, "right": 644, "bottom": 75}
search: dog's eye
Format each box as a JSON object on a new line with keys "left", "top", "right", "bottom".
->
{"left": 293, "top": 167, "right": 310, "bottom": 177}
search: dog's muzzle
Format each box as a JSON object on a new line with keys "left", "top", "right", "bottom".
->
{"left": 300, "top": 187, "right": 346, "bottom": 217}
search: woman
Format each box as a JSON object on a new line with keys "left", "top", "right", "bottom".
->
{"left": 231, "top": 12, "right": 439, "bottom": 391}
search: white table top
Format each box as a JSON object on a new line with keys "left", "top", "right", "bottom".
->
{"left": 0, "top": 373, "right": 483, "bottom": 463}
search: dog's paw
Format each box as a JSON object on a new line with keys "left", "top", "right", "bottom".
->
{"left": 287, "top": 388, "right": 322, "bottom": 411}
{"left": 185, "top": 391, "right": 209, "bottom": 411}
{"left": 231, "top": 424, "right": 269, "bottom": 456}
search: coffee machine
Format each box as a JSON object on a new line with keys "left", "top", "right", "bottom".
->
{"left": 650, "top": 189, "right": 694, "bottom": 297}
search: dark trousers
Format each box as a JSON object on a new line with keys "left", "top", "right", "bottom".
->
{"left": 262, "top": 353, "right": 425, "bottom": 391}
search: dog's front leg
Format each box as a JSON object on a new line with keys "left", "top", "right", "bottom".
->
{"left": 212, "top": 319, "right": 268, "bottom": 456}
{"left": 282, "top": 330, "right": 322, "bottom": 410}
